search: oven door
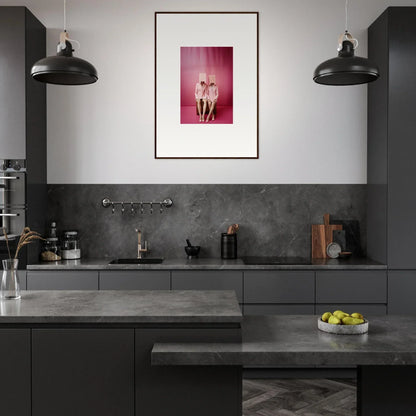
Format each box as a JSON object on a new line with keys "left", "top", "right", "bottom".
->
{"left": 0, "top": 172, "right": 25, "bottom": 207}
{"left": 0, "top": 207, "right": 26, "bottom": 237}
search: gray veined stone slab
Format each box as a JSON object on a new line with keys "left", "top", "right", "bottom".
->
{"left": 46, "top": 184, "right": 367, "bottom": 260}
{"left": 26, "top": 257, "right": 386, "bottom": 270}
{"left": 0, "top": 290, "right": 242, "bottom": 324}
{"left": 151, "top": 315, "right": 416, "bottom": 367}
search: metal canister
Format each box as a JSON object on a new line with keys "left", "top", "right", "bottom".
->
{"left": 221, "top": 233, "right": 237, "bottom": 259}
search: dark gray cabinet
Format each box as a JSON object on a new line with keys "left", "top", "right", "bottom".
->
{"left": 100, "top": 270, "right": 170, "bottom": 290}
{"left": 316, "top": 271, "right": 387, "bottom": 304}
{"left": 18, "top": 270, "right": 27, "bottom": 290}
{"left": 0, "top": 6, "right": 45, "bottom": 157}
{"left": 0, "top": 7, "right": 30, "bottom": 158}
{"left": 368, "top": 8, "right": 416, "bottom": 269}
{"left": 32, "top": 329, "right": 134, "bottom": 416}
{"left": 135, "top": 328, "right": 241, "bottom": 416}
{"left": 316, "top": 304, "right": 387, "bottom": 316}
{"left": 171, "top": 271, "right": 243, "bottom": 303}
{"left": 24, "top": 268, "right": 391, "bottom": 313}
{"left": 0, "top": 329, "right": 30, "bottom": 416}
{"left": 388, "top": 271, "right": 416, "bottom": 314}
{"left": 244, "top": 304, "right": 314, "bottom": 315}
{"left": 27, "top": 271, "right": 99, "bottom": 290}
{"left": 244, "top": 271, "right": 315, "bottom": 303}
{"left": 0, "top": 7, "right": 47, "bottom": 265}
{"left": 244, "top": 271, "right": 315, "bottom": 315}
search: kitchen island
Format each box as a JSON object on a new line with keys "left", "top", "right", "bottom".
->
{"left": 153, "top": 315, "right": 416, "bottom": 416}
{"left": 0, "top": 290, "right": 242, "bottom": 416}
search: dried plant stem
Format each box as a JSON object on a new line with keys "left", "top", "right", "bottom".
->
{"left": 14, "top": 227, "right": 43, "bottom": 260}
{"left": 2, "top": 227, "right": 43, "bottom": 265}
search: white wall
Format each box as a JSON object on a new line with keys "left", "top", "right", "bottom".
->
{"left": 2, "top": 0, "right": 416, "bottom": 184}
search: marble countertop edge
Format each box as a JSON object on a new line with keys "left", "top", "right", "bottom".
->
{"left": 26, "top": 257, "right": 387, "bottom": 270}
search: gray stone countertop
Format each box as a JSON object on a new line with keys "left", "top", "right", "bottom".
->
{"left": 27, "top": 257, "right": 386, "bottom": 270}
{"left": 152, "top": 315, "right": 416, "bottom": 366}
{"left": 0, "top": 290, "right": 242, "bottom": 324}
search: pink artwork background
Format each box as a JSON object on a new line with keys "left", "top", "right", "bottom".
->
{"left": 180, "top": 46, "right": 233, "bottom": 124}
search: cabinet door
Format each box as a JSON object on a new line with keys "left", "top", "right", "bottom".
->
{"left": 388, "top": 271, "right": 416, "bottom": 314}
{"left": 18, "top": 270, "right": 26, "bottom": 290}
{"left": 244, "top": 271, "right": 315, "bottom": 303}
{"left": 0, "top": 329, "right": 30, "bottom": 416}
{"left": 0, "top": 7, "right": 25, "bottom": 158}
{"left": 316, "top": 271, "right": 387, "bottom": 303}
{"left": 316, "top": 304, "right": 387, "bottom": 316}
{"left": 100, "top": 271, "right": 170, "bottom": 290}
{"left": 171, "top": 271, "right": 243, "bottom": 302}
{"left": 32, "top": 329, "right": 134, "bottom": 416}
{"left": 387, "top": 8, "right": 416, "bottom": 269}
{"left": 136, "top": 328, "right": 241, "bottom": 416}
{"left": 244, "top": 304, "right": 314, "bottom": 315}
{"left": 27, "top": 271, "right": 99, "bottom": 290}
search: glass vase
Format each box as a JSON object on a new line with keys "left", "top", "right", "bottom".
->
{"left": 1, "top": 259, "right": 20, "bottom": 300}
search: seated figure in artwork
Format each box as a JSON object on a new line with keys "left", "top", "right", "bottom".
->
{"left": 206, "top": 74, "right": 218, "bottom": 123}
{"left": 195, "top": 73, "right": 208, "bottom": 122}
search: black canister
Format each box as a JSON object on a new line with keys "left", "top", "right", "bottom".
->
{"left": 221, "top": 233, "right": 237, "bottom": 259}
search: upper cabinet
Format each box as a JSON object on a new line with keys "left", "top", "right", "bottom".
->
{"left": 367, "top": 7, "right": 416, "bottom": 269}
{"left": 0, "top": 7, "right": 46, "bottom": 160}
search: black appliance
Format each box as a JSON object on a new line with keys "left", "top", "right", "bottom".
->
{"left": 0, "top": 159, "right": 45, "bottom": 268}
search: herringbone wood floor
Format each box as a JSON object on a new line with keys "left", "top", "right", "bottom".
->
{"left": 243, "top": 379, "right": 356, "bottom": 416}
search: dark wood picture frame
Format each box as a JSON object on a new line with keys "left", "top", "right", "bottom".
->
{"left": 155, "top": 11, "right": 259, "bottom": 159}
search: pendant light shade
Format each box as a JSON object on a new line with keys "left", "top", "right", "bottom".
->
{"left": 313, "top": 40, "right": 379, "bottom": 86}
{"left": 313, "top": 0, "right": 379, "bottom": 86}
{"left": 31, "top": 0, "right": 98, "bottom": 86}
{"left": 31, "top": 40, "right": 98, "bottom": 85}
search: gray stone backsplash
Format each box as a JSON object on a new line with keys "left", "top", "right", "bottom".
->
{"left": 47, "top": 185, "right": 366, "bottom": 259}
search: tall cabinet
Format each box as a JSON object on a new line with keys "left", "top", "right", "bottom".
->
{"left": 367, "top": 7, "right": 416, "bottom": 313}
{"left": 0, "top": 7, "right": 47, "bottom": 265}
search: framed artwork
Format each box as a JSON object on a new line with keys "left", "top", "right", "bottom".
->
{"left": 155, "top": 12, "right": 259, "bottom": 159}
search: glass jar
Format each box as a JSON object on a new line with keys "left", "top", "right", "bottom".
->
{"left": 61, "top": 231, "right": 81, "bottom": 260}
{"left": 62, "top": 231, "right": 79, "bottom": 250}
{"left": 40, "top": 237, "right": 61, "bottom": 262}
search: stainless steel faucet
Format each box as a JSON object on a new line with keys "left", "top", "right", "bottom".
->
{"left": 135, "top": 228, "right": 148, "bottom": 259}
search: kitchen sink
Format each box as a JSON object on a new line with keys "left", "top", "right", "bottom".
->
{"left": 109, "top": 258, "right": 164, "bottom": 264}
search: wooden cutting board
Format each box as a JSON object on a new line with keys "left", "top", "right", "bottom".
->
{"left": 311, "top": 214, "right": 343, "bottom": 259}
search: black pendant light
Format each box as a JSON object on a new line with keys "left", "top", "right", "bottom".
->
{"left": 31, "top": 0, "right": 98, "bottom": 85}
{"left": 313, "top": 0, "right": 379, "bottom": 86}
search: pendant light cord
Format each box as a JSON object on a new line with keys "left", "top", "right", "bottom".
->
{"left": 64, "top": 0, "right": 67, "bottom": 32}
{"left": 337, "top": 0, "right": 358, "bottom": 50}
{"left": 345, "top": 0, "right": 348, "bottom": 32}
{"left": 59, "top": 0, "right": 81, "bottom": 51}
